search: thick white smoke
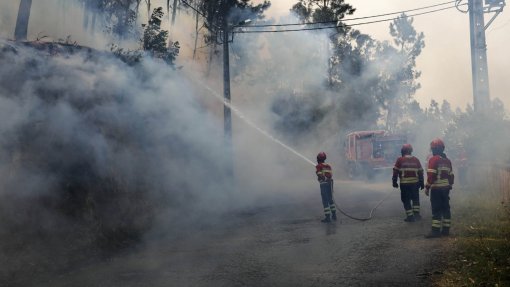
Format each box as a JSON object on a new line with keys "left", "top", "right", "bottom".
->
{"left": 0, "top": 38, "right": 245, "bottom": 281}
{"left": 2, "top": 1, "right": 508, "bottom": 285}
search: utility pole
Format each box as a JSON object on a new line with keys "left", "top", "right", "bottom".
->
{"left": 223, "top": 23, "right": 232, "bottom": 142}
{"left": 469, "top": 0, "right": 490, "bottom": 113}
{"left": 222, "top": 9, "right": 233, "bottom": 177}
{"left": 467, "top": 0, "right": 505, "bottom": 113}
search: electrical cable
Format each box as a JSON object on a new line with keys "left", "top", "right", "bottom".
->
{"left": 487, "top": 18, "right": 510, "bottom": 34}
{"left": 234, "top": 0, "right": 457, "bottom": 28}
{"left": 234, "top": 4, "right": 464, "bottom": 34}
{"left": 455, "top": 0, "right": 469, "bottom": 13}
{"left": 180, "top": 1, "right": 452, "bottom": 223}
{"left": 332, "top": 182, "right": 395, "bottom": 221}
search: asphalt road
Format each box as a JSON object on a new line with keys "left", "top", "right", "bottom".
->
{"left": 30, "top": 180, "right": 448, "bottom": 287}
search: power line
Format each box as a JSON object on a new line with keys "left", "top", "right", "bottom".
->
{"left": 455, "top": 0, "right": 469, "bottom": 13}
{"left": 234, "top": 4, "right": 464, "bottom": 34}
{"left": 487, "top": 18, "right": 510, "bottom": 34}
{"left": 233, "top": 0, "right": 457, "bottom": 28}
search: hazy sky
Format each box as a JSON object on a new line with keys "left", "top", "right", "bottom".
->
{"left": 262, "top": 0, "right": 510, "bottom": 111}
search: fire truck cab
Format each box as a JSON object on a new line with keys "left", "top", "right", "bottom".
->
{"left": 344, "top": 130, "right": 407, "bottom": 179}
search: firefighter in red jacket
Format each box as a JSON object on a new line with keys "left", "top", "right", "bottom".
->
{"left": 425, "top": 138, "right": 454, "bottom": 238}
{"left": 392, "top": 144, "right": 424, "bottom": 222}
{"left": 316, "top": 152, "right": 336, "bottom": 223}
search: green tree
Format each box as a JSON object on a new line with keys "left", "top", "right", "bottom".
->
{"left": 80, "top": 0, "right": 139, "bottom": 38}
{"left": 185, "top": 0, "right": 270, "bottom": 45}
{"left": 291, "top": 0, "right": 355, "bottom": 27}
{"left": 143, "top": 7, "right": 179, "bottom": 65}
{"left": 291, "top": 0, "right": 356, "bottom": 86}
{"left": 385, "top": 13, "right": 425, "bottom": 130}
{"left": 272, "top": 3, "right": 427, "bottom": 138}
{"left": 186, "top": 0, "right": 270, "bottom": 73}
{"left": 271, "top": 91, "right": 331, "bottom": 141}
{"left": 444, "top": 98, "right": 510, "bottom": 163}
{"left": 273, "top": 2, "right": 380, "bottom": 133}
{"left": 332, "top": 30, "right": 383, "bottom": 130}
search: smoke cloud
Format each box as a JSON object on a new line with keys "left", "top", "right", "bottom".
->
{"left": 1, "top": 1, "right": 509, "bottom": 285}
{"left": 0, "top": 38, "right": 242, "bottom": 281}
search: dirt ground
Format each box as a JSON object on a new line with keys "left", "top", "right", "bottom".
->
{"left": 6, "top": 180, "right": 449, "bottom": 287}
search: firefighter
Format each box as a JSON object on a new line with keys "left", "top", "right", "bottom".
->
{"left": 316, "top": 152, "right": 336, "bottom": 223}
{"left": 425, "top": 138, "right": 454, "bottom": 238}
{"left": 392, "top": 144, "right": 424, "bottom": 222}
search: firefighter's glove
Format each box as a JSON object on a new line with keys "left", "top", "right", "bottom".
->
{"left": 419, "top": 181, "right": 425, "bottom": 190}
{"left": 392, "top": 181, "right": 399, "bottom": 189}
{"left": 425, "top": 188, "right": 430, "bottom": 197}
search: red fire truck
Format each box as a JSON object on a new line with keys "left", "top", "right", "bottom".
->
{"left": 344, "top": 130, "right": 407, "bottom": 179}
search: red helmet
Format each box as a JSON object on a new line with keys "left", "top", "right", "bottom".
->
{"left": 401, "top": 144, "right": 413, "bottom": 155}
{"left": 317, "top": 152, "right": 327, "bottom": 162}
{"left": 430, "top": 138, "right": 445, "bottom": 153}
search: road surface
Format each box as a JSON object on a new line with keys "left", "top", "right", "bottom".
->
{"left": 8, "top": 180, "right": 448, "bottom": 287}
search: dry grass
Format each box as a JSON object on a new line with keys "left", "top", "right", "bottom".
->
{"left": 436, "top": 190, "right": 510, "bottom": 287}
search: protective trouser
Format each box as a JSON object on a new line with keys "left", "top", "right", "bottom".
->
{"left": 400, "top": 183, "right": 420, "bottom": 218}
{"left": 430, "top": 188, "right": 451, "bottom": 235}
{"left": 320, "top": 181, "right": 336, "bottom": 217}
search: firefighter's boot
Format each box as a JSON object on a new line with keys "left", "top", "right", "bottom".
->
{"left": 425, "top": 228, "right": 441, "bottom": 239}
{"left": 321, "top": 215, "right": 331, "bottom": 223}
{"left": 442, "top": 219, "right": 451, "bottom": 236}
{"left": 331, "top": 211, "right": 337, "bottom": 221}
{"left": 413, "top": 213, "right": 422, "bottom": 221}
{"left": 404, "top": 210, "right": 415, "bottom": 222}
{"left": 404, "top": 215, "right": 415, "bottom": 222}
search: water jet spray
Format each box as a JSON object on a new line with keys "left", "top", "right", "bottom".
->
{"left": 189, "top": 78, "right": 394, "bottom": 222}
{"left": 194, "top": 79, "right": 316, "bottom": 167}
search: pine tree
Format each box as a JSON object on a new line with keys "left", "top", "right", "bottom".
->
{"left": 143, "top": 7, "right": 179, "bottom": 65}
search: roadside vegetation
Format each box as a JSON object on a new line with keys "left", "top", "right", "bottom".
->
{"left": 437, "top": 186, "right": 510, "bottom": 286}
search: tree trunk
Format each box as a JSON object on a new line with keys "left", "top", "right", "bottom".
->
{"left": 167, "top": 0, "right": 170, "bottom": 21}
{"left": 192, "top": 10, "right": 199, "bottom": 60}
{"left": 14, "top": 0, "right": 33, "bottom": 41}
{"left": 135, "top": 0, "right": 141, "bottom": 18}
{"left": 386, "top": 101, "right": 396, "bottom": 132}
{"left": 171, "top": 0, "right": 178, "bottom": 26}
{"left": 206, "top": 43, "right": 217, "bottom": 77}
{"left": 83, "top": 1, "right": 90, "bottom": 32}
{"left": 91, "top": 8, "right": 97, "bottom": 34}
{"left": 146, "top": 0, "right": 151, "bottom": 20}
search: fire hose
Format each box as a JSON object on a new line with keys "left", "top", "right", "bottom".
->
{"left": 331, "top": 181, "right": 395, "bottom": 221}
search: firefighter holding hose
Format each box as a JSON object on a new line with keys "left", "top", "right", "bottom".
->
{"left": 392, "top": 144, "right": 424, "bottom": 222}
{"left": 316, "top": 152, "right": 337, "bottom": 223}
{"left": 425, "top": 138, "right": 454, "bottom": 238}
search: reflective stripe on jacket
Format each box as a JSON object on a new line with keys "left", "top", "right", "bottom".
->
{"left": 427, "top": 155, "right": 454, "bottom": 189}
{"left": 316, "top": 163, "right": 333, "bottom": 182}
{"left": 393, "top": 155, "right": 424, "bottom": 184}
